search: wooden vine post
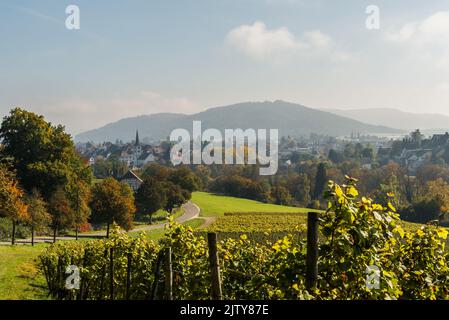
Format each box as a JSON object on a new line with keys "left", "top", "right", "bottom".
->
{"left": 207, "top": 232, "right": 223, "bottom": 300}
{"left": 150, "top": 250, "right": 165, "bottom": 300}
{"left": 306, "top": 211, "right": 319, "bottom": 291}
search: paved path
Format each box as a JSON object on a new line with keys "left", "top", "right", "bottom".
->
{"left": 0, "top": 202, "right": 201, "bottom": 245}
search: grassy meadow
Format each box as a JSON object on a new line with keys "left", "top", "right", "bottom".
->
{"left": 191, "top": 192, "right": 314, "bottom": 217}
{"left": 0, "top": 244, "right": 49, "bottom": 300}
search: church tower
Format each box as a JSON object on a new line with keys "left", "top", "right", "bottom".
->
{"left": 133, "top": 130, "right": 142, "bottom": 166}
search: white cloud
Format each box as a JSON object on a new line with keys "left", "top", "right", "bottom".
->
{"left": 385, "top": 22, "right": 417, "bottom": 43}
{"left": 226, "top": 22, "right": 304, "bottom": 61}
{"left": 385, "top": 11, "right": 449, "bottom": 71}
{"left": 303, "top": 30, "right": 332, "bottom": 48}
{"left": 386, "top": 11, "right": 449, "bottom": 70}
{"left": 27, "top": 91, "right": 200, "bottom": 134}
{"left": 225, "top": 21, "right": 342, "bottom": 62}
{"left": 387, "top": 11, "right": 449, "bottom": 45}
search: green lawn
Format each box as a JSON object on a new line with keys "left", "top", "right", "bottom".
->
{"left": 66, "top": 207, "right": 184, "bottom": 237}
{"left": 130, "top": 218, "right": 206, "bottom": 241}
{"left": 0, "top": 244, "right": 49, "bottom": 300}
{"left": 191, "top": 192, "right": 317, "bottom": 217}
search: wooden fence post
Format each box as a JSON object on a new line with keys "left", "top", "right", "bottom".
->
{"left": 150, "top": 250, "right": 165, "bottom": 300}
{"left": 126, "top": 253, "right": 132, "bottom": 300}
{"left": 109, "top": 247, "right": 114, "bottom": 300}
{"left": 207, "top": 232, "right": 223, "bottom": 300}
{"left": 164, "top": 247, "right": 173, "bottom": 300}
{"left": 306, "top": 211, "right": 319, "bottom": 291}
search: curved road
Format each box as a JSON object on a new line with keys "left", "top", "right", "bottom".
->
{"left": 0, "top": 201, "right": 201, "bottom": 245}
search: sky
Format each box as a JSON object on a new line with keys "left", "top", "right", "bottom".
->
{"left": 1, "top": 0, "right": 449, "bottom": 134}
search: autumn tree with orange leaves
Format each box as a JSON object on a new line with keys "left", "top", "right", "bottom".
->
{"left": 0, "top": 166, "right": 29, "bottom": 244}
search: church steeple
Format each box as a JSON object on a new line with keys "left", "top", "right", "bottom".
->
{"left": 135, "top": 130, "right": 140, "bottom": 146}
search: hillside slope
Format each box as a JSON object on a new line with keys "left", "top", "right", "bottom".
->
{"left": 76, "top": 100, "right": 403, "bottom": 142}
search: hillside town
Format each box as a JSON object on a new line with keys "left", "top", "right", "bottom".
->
{"left": 76, "top": 129, "right": 449, "bottom": 177}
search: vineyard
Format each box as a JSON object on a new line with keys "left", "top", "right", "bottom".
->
{"left": 39, "top": 179, "right": 449, "bottom": 300}
{"left": 202, "top": 212, "right": 308, "bottom": 242}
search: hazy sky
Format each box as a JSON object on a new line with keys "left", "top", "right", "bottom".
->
{"left": 1, "top": 0, "right": 449, "bottom": 134}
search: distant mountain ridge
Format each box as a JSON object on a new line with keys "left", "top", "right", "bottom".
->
{"left": 75, "top": 100, "right": 404, "bottom": 143}
{"left": 323, "top": 108, "right": 449, "bottom": 132}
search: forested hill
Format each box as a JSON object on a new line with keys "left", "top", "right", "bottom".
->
{"left": 75, "top": 100, "right": 403, "bottom": 142}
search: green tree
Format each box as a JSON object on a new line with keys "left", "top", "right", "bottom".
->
{"left": 313, "top": 163, "right": 327, "bottom": 200}
{"left": 163, "top": 181, "right": 190, "bottom": 213}
{"left": 271, "top": 184, "right": 292, "bottom": 205}
{"left": 328, "top": 149, "right": 343, "bottom": 163}
{"left": 168, "top": 166, "right": 199, "bottom": 193}
{"left": 90, "top": 178, "right": 136, "bottom": 237}
{"left": 0, "top": 108, "right": 92, "bottom": 200}
{"left": 25, "top": 189, "right": 51, "bottom": 246}
{"left": 135, "top": 177, "right": 166, "bottom": 223}
{"left": 288, "top": 173, "right": 311, "bottom": 206}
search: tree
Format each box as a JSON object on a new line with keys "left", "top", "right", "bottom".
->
{"left": 163, "top": 182, "right": 190, "bottom": 213}
{"left": 425, "top": 178, "right": 449, "bottom": 213}
{"left": 90, "top": 178, "right": 136, "bottom": 237}
{"left": 328, "top": 149, "right": 343, "bottom": 163}
{"left": 0, "top": 166, "right": 29, "bottom": 244}
{"left": 0, "top": 108, "right": 92, "bottom": 200}
{"left": 168, "top": 166, "right": 199, "bottom": 193}
{"left": 25, "top": 189, "right": 51, "bottom": 246}
{"left": 93, "top": 156, "right": 128, "bottom": 179}
{"left": 135, "top": 177, "right": 166, "bottom": 223}
{"left": 67, "top": 180, "right": 91, "bottom": 240}
{"left": 141, "top": 163, "right": 172, "bottom": 181}
{"left": 313, "top": 163, "right": 327, "bottom": 200}
{"left": 361, "top": 147, "right": 374, "bottom": 159}
{"left": 271, "top": 184, "right": 292, "bottom": 205}
{"left": 48, "top": 187, "right": 73, "bottom": 243}
{"left": 401, "top": 178, "right": 449, "bottom": 224}
{"left": 288, "top": 173, "right": 311, "bottom": 206}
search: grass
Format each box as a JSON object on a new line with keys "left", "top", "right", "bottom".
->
{"left": 0, "top": 244, "right": 49, "bottom": 300}
{"left": 66, "top": 208, "right": 185, "bottom": 237}
{"left": 191, "top": 192, "right": 316, "bottom": 217}
{"left": 130, "top": 218, "right": 206, "bottom": 241}
{"left": 0, "top": 217, "right": 206, "bottom": 300}
{"left": 136, "top": 207, "right": 184, "bottom": 225}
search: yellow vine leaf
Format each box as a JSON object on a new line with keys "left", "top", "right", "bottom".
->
{"left": 437, "top": 228, "right": 448, "bottom": 240}
{"left": 347, "top": 186, "right": 358, "bottom": 197}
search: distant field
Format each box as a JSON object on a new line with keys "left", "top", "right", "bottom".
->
{"left": 205, "top": 213, "right": 307, "bottom": 233}
{"left": 191, "top": 192, "right": 316, "bottom": 217}
{"left": 204, "top": 212, "right": 434, "bottom": 243}
{"left": 0, "top": 244, "right": 48, "bottom": 300}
